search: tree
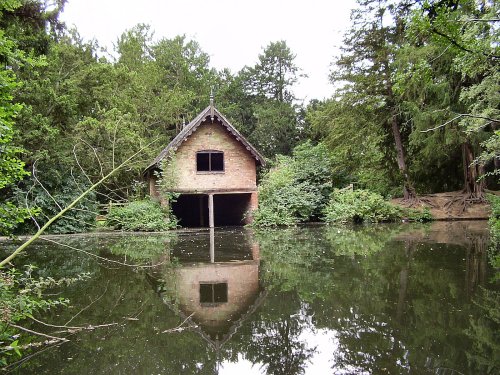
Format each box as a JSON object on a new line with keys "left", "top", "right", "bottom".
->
{"left": 0, "top": 0, "right": 66, "bottom": 56}
{"left": 398, "top": 0, "right": 499, "bottom": 200}
{"left": 242, "top": 40, "right": 301, "bottom": 103}
{"left": 238, "top": 41, "right": 305, "bottom": 157}
{"left": 0, "top": 0, "right": 44, "bottom": 235}
{"left": 326, "top": 0, "right": 417, "bottom": 199}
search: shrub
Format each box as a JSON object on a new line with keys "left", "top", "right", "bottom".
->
{"left": 252, "top": 142, "right": 336, "bottom": 227}
{"left": 13, "top": 176, "right": 97, "bottom": 234}
{"left": 0, "top": 266, "right": 90, "bottom": 365}
{"left": 323, "top": 189, "right": 403, "bottom": 223}
{"left": 252, "top": 155, "right": 321, "bottom": 227}
{"left": 107, "top": 199, "right": 177, "bottom": 231}
{"left": 487, "top": 194, "right": 500, "bottom": 280}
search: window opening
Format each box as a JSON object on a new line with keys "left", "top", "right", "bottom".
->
{"left": 200, "top": 282, "right": 228, "bottom": 303}
{"left": 197, "top": 151, "right": 224, "bottom": 172}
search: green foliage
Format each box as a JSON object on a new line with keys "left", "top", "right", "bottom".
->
{"left": 466, "top": 288, "right": 500, "bottom": 374}
{"left": 236, "top": 40, "right": 305, "bottom": 157}
{"left": 323, "top": 189, "right": 432, "bottom": 224}
{"left": 396, "top": 0, "right": 499, "bottom": 193}
{"left": 241, "top": 40, "right": 302, "bottom": 103}
{"left": 0, "top": 202, "right": 38, "bottom": 236}
{"left": 307, "top": 98, "right": 398, "bottom": 196}
{"left": 323, "top": 189, "right": 404, "bottom": 224}
{"left": 252, "top": 142, "right": 336, "bottom": 227}
{"left": 0, "top": 265, "right": 90, "bottom": 365}
{"left": 486, "top": 194, "right": 500, "bottom": 280}
{"left": 249, "top": 100, "right": 300, "bottom": 157}
{"left": 0, "top": 1, "right": 47, "bottom": 236}
{"left": 13, "top": 176, "right": 98, "bottom": 234}
{"left": 155, "top": 151, "right": 179, "bottom": 194}
{"left": 107, "top": 199, "right": 177, "bottom": 232}
{"left": 477, "top": 130, "right": 500, "bottom": 179}
{"left": 109, "top": 234, "right": 177, "bottom": 261}
{"left": 252, "top": 156, "right": 316, "bottom": 227}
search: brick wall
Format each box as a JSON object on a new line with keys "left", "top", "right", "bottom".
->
{"left": 165, "top": 120, "right": 258, "bottom": 192}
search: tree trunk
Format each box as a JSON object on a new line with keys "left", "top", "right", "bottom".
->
{"left": 462, "top": 141, "right": 485, "bottom": 199}
{"left": 391, "top": 109, "right": 416, "bottom": 200}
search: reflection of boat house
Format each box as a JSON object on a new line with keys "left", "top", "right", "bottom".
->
{"left": 155, "top": 230, "right": 265, "bottom": 348}
{"left": 144, "top": 99, "right": 265, "bottom": 228}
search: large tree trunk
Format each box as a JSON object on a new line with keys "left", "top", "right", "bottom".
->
{"left": 462, "top": 140, "right": 485, "bottom": 200}
{"left": 391, "top": 109, "right": 416, "bottom": 200}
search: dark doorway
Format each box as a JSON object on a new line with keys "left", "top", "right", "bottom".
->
{"left": 214, "top": 193, "right": 251, "bottom": 226}
{"left": 171, "top": 194, "right": 208, "bottom": 227}
{"left": 172, "top": 193, "right": 251, "bottom": 228}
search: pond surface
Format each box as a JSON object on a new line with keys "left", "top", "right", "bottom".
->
{"left": 2, "top": 221, "right": 499, "bottom": 374}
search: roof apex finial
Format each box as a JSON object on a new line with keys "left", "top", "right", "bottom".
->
{"left": 210, "top": 87, "right": 215, "bottom": 122}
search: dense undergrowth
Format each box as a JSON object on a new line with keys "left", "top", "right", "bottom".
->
{"left": 106, "top": 199, "right": 177, "bottom": 232}
{"left": 252, "top": 142, "right": 432, "bottom": 228}
{"left": 0, "top": 266, "right": 90, "bottom": 366}
{"left": 323, "top": 189, "right": 432, "bottom": 224}
{"left": 487, "top": 194, "right": 500, "bottom": 281}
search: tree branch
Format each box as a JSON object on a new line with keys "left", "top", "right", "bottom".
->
{"left": 431, "top": 27, "right": 500, "bottom": 59}
{"left": 8, "top": 323, "right": 68, "bottom": 343}
{"left": 421, "top": 114, "right": 499, "bottom": 133}
{"left": 0, "top": 139, "right": 158, "bottom": 267}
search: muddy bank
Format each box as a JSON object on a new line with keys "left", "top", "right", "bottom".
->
{"left": 392, "top": 191, "right": 497, "bottom": 220}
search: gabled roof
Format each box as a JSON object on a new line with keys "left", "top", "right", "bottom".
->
{"left": 145, "top": 105, "right": 265, "bottom": 172}
{"left": 161, "top": 286, "right": 268, "bottom": 351}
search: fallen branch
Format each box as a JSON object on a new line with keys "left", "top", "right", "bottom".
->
{"left": 52, "top": 322, "right": 118, "bottom": 334}
{"left": 0, "top": 139, "right": 158, "bottom": 267}
{"left": 8, "top": 323, "right": 68, "bottom": 343}
{"left": 40, "top": 238, "right": 164, "bottom": 269}
{"left": 65, "top": 281, "right": 109, "bottom": 326}
{"left": 162, "top": 312, "right": 196, "bottom": 333}
{"left": 30, "top": 316, "right": 117, "bottom": 334}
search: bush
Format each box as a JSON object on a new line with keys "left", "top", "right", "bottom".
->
{"left": 0, "top": 266, "right": 90, "bottom": 365}
{"left": 252, "top": 155, "right": 321, "bottom": 227}
{"left": 487, "top": 194, "right": 500, "bottom": 280}
{"left": 252, "top": 142, "right": 336, "bottom": 227}
{"left": 13, "top": 176, "right": 97, "bottom": 234}
{"left": 323, "top": 189, "right": 403, "bottom": 223}
{"left": 107, "top": 199, "right": 177, "bottom": 231}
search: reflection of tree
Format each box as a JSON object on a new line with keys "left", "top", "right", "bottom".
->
{"left": 255, "top": 228, "right": 332, "bottom": 301}
{"left": 466, "top": 288, "right": 500, "bottom": 374}
{"left": 234, "top": 293, "right": 316, "bottom": 375}
{"left": 464, "top": 233, "right": 488, "bottom": 299}
{"left": 12, "top": 225, "right": 498, "bottom": 374}
{"left": 109, "top": 233, "right": 177, "bottom": 261}
{"left": 254, "top": 224, "right": 495, "bottom": 374}
{"left": 324, "top": 224, "right": 403, "bottom": 257}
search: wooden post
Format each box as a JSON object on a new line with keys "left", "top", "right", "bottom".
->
{"left": 208, "top": 193, "right": 214, "bottom": 228}
{"left": 209, "top": 227, "right": 215, "bottom": 263}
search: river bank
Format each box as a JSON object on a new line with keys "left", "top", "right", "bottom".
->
{"left": 392, "top": 191, "right": 497, "bottom": 220}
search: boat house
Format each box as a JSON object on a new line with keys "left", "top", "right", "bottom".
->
{"left": 144, "top": 100, "right": 265, "bottom": 227}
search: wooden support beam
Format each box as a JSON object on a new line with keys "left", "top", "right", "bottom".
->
{"left": 208, "top": 193, "right": 214, "bottom": 228}
{"left": 209, "top": 227, "right": 215, "bottom": 263}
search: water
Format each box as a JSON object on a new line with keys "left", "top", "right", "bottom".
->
{"left": 2, "top": 221, "right": 498, "bottom": 374}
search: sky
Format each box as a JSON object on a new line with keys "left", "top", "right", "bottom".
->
{"left": 60, "top": 0, "right": 356, "bottom": 102}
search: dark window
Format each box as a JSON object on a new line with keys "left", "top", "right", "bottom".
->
{"left": 200, "top": 283, "right": 228, "bottom": 303}
{"left": 196, "top": 151, "right": 224, "bottom": 172}
{"left": 197, "top": 153, "right": 210, "bottom": 171}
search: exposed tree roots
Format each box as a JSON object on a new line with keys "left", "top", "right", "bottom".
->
{"left": 443, "top": 191, "right": 486, "bottom": 214}
{"left": 401, "top": 195, "right": 438, "bottom": 209}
